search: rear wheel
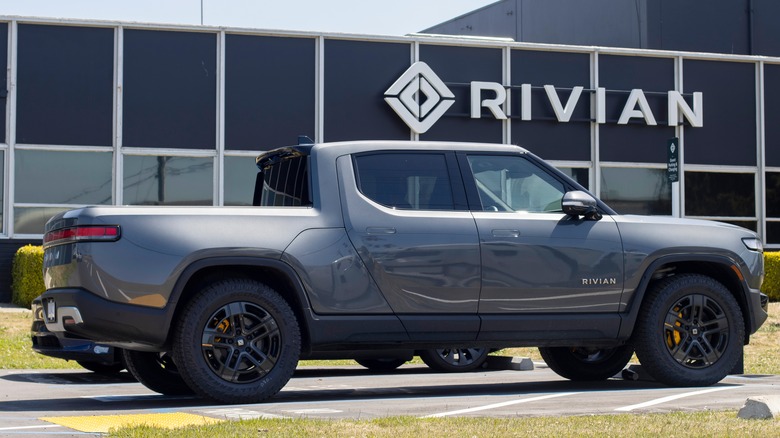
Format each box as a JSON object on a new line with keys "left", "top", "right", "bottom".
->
{"left": 123, "top": 350, "right": 193, "bottom": 395}
{"left": 419, "top": 347, "right": 489, "bottom": 372}
{"left": 173, "top": 279, "right": 300, "bottom": 404}
{"left": 633, "top": 274, "right": 744, "bottom": 386}
{"left": 539, "top": 345, "right": 634, "bottom": 381}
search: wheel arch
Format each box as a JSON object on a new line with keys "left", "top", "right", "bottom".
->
{"left": 620, "top": 255, "right": 753, "bottom": 341}
{"left": 164, "top": 257, "right": 313, "bottom": 354}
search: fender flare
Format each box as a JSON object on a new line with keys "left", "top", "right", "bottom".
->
{"left": 618, "top": 253, "right": 751, "bottom": 340}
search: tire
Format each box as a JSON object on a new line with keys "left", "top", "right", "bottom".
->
{"left": 122, "top": 350, "right": 194, "bottom": 395}
{"left": 419, "top": 347, "right": 489, "bottom": 372}
{"left": 539, "top": 345, "right": 634, "bottom": 381}
{"left": 355, "top": 358, "right": 407, "bottom": 371}
{"left": 633, "top": 274, "right": 744, "bottom": 387}
{"left": 76, "top": 360, "right": 125, "bottom": 375}
{"left": 172, "top": 279, "right": 301, "bottom": 404}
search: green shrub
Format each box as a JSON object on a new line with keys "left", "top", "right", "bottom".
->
{"left": 11, "top": 244, "right": 44, "bottom": 308}
{"left": 764, "top": 252, "right": 780, "bottom": 302}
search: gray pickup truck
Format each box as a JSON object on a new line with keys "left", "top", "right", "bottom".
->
{"left": 40, "top": 140, "right": 768, "bottom": 404}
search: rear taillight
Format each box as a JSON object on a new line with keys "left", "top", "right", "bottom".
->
{"left": 43, "top": 225, "right": 121, "bottom": 248}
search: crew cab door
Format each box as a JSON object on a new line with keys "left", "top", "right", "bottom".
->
{"left": 338, "top": 151, "right": 481, "bottom": 339}
{"left": 458, "top": 153, "right": 624, "bottom": 338}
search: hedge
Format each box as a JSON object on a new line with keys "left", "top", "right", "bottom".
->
{"left": 11, "top": 244, "right": 45, "bottom": 308}
{"left": 7, "top": 246, "right": 780, "bottom": 309}
{"left": 763, "top": 251, "right": 780, "bottom": 302}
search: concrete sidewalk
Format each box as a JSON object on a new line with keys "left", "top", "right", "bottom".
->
{"left": 0, "top": 302, "right": 30, "bottom": 312}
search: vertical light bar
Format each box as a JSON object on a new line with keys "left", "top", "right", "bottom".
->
{"left": 757, "top": 61, "right": 766, "bottom": 243}
{"left": 114, "top": 25, "right": 124, "bottom": 206}
{"left": 591, "top": 50, "right": 600, "bottom": 197}
{"left": 216, "top": 30, "right": 225, "bottom": 206}
{"left": 674, "top": 55, "right": 684, "bottom": 218}
{"left": 7, "top": 20, "right": 17, "bottom": 236}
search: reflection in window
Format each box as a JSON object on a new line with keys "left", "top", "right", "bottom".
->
{"left": 685, "top": 172, "right": 754, "bottom": 217}
{"left": 467, "top": 155, "right": 564, "bottom": 212}
{"left": 15, "top": 150, "right": 112, "bottom": 204}
{"left": 354, "top": 153, "right": 454, "bottom": 210}
{"left": 557, "top": 167, "right": 589, "bottom": 189}
{"left": 123, "top": 156, "right": 213, "bottom": 205}
{"left": 14, "top": 206, "right": 71, "bottom": 235}
{"left": 224, "top": 156, "right": 260, "bottom": 206}
{"left": 600, "top": 167, "right": 671, "bottom": 215}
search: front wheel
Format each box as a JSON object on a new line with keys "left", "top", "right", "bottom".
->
{"left": 633, "top": 274, "right": 744, "bottom": 387}
{"left": 173, "top": 279, "right": 301, "bottom": 404}
{"left": 419, "top": 347, "right": 489, "bottom": 372}
{"left": 539, "top": 345, "right": 634, "bottom": 381}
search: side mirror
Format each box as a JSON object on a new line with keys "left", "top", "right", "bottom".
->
{"left": 562, "top": 191, "right": 602, "bottom": 220}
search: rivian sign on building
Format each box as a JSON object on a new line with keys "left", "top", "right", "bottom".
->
{"left": 0, "top": 16, "right": 778, "bottom": 302}
{"left": 385, "top": 61, "right": 704, "bottom": 134}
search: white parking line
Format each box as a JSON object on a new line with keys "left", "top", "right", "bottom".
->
{"left": 615, "top": 386, "right": 737, "bottom": 412}
{"left": 422, "top": 392, "right": 581, "bottom": 418}
{"left": 0, "top": 425, "right": 62, "bottom": 431}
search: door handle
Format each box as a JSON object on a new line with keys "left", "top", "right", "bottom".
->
{"left": 491, "top": 229, "right": 520, "bottom": 238}
{"left": 367, "top": 227, "right": 397, "bottom": 234}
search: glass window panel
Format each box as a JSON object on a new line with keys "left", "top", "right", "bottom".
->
{"left": 467, "top": 155, "right": 565, "bottom": 213}
{"left": 766, "top": 221, "right": 780, "bottom": 244}
{"left": 16, "top": 24, "right": 114, "bottom": 146}
{"left": 354, "top": 153, "right": 453, "bottom": 211}
{"left": 123, "top": 30, "right": 216, "bottom": 149}
{"left": 257, "top": 155, "right": 311, "bottom": 207}
{"left": 224, "top": 156, "right": 260, "bottom": 206}
{"left": 15, "top": 150, "right": 112, "bottom": 204}
{"left": 123, "top": 156, "right": 213, "bottom": 205}
{"left": 556, "top": 167, "right": 589, "bottom": 190}
{"left": 0, "top": 152, "right": 4, "bottom": 233}
{"left": 600, "top": 167, "right": 671, "bottom": 215}
{"left": 684, "top": 172, "right": 755, "bottom": 217}
{"left": 14, "top": 206, "right": 71, "bottom": 235}
{"left": 766, "top": 172, "right": 780, "bottom": 217}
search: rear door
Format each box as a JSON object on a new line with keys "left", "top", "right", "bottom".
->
{"left": 338, "top": 151, "right": 481, "bottom": 340}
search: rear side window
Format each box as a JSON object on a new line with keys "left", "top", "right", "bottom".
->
{"left": 255, "top": 155, "right": 311, "bottom": 206}
{"left": 354, "top": 153, "right": 454, "bottom": 210}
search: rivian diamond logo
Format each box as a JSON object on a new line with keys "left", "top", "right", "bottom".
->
{"left": 384, "top": 62, "right": 455, "bottom": 134}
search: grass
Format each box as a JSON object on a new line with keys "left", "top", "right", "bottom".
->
{"left": 110, "top": 411, "right": 779, "bottom": 437}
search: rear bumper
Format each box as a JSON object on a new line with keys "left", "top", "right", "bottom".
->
{"left": 41, "top": 288, "right": 172, "bottom": 349}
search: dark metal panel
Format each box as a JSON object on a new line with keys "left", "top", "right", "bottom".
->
{"left": 765, "top": 64, "right": 780, "bottom": 167}
{"left": 659, "top": 0, "right": 749, "bottom": 55}
{"left": 16, "top": 24, "right": 113, "bottom": 146}
{"left": 420, "top": 44, "right": 503, "bottom": 143}
{"left": 510, "top": 49, "right": 590, "bottom": 161}
{"left": 599, "top": 55, "right": 675, "bottom": 163}
{"left": 123, "top": 29, "right": 216, "bottom": 149}
{"left": 753, "top": 0, "right": 780, "bottom": 57}
{"left": 683, "top": 60, "right": 756, "bottom": 166}
{"left": 225, "top": 35, "right": 315, "bottom": 151}
{"left": 324, "top": 39, "right": 411, "bottom": 142}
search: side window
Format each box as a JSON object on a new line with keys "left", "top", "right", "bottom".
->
{"left": 467, "top": 155, "right": 565, "bottom": 212}
{"left": 255, "top": 155, "right": 311, "bottom": 206}
{"left": 354, "top": 153, "right": 454, "bottom": 210}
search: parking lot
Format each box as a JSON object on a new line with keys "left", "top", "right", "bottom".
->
{"left": 1, "top": 362, "right": 777, "bottom": 435}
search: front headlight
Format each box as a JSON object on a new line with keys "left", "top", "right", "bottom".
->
{"left": 742, "top": 237, "right": 763, "bottom": 253}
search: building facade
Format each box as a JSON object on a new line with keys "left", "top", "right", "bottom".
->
{"left": 0, "top": 16, "right": 778, "bottom": 300}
